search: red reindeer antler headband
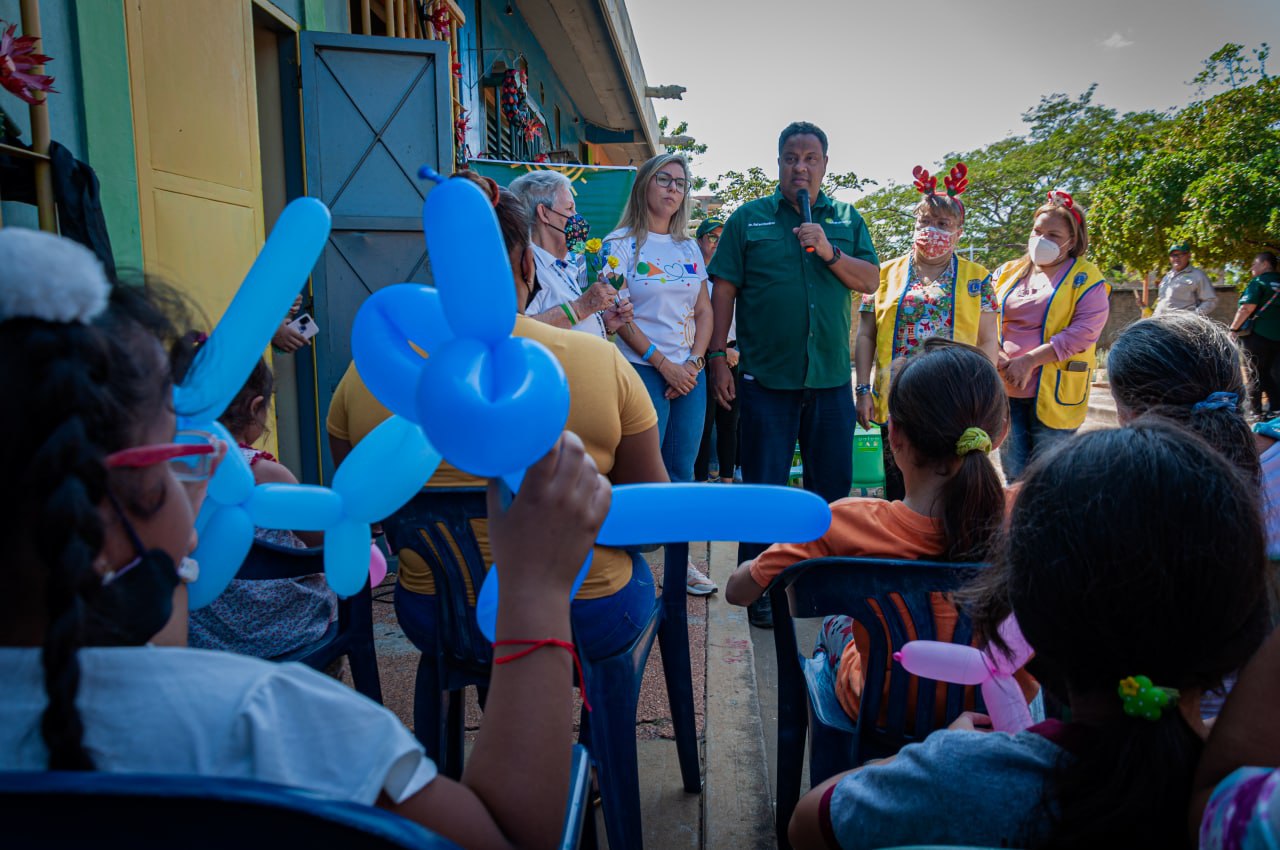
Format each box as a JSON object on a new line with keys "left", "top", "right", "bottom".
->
{"left": 1046, "top": 189, "right": 1083, "bottom": 227}
{"left": 913, "top": 162, "right": 968, "bottom": 209}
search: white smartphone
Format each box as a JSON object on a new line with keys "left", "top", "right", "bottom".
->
{"left": 286, "top": 312, "right": 320, "bottom": 340}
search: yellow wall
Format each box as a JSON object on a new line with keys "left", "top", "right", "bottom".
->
{"left": 125, "top": 0, "right": 266, "bottom": 325}
{"left": 126, "top": 0, "right": 280, "bottom": 453}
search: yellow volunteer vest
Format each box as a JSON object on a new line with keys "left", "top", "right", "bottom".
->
{"left": 869, "top": 253, "right": 991, "bottom": 423}
{"left": 994, "top": 258, "right": 1109, "bottom": 430}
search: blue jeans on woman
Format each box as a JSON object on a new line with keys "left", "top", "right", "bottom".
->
{"left": 999, "top": 396, "right": 1076, "bottom": 482}
{"left": 633, "top": 363, "right": 707, "bottom": 483}
{"left": 394, "top": 552, "right": 655, "bottom": 663}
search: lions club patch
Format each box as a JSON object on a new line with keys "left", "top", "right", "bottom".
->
{"left": 1073, "top": 272, "right": 1087, "bottom": 288}
{"left": 967, "top": 279, "right": 982, "bottom": 296}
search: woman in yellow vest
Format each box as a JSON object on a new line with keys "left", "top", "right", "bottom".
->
{"left": 994, "top": 190, "right": 1110, "bottom": 481}
{"left": 855, "top": 163, "right": 997, "bottom": 499}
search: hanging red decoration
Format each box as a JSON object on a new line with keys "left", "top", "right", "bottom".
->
{"left": 0, "top": 21, "right": 56, "bottom": 106}
{"left": 429, "top": 4, "right": 452, "bottom": 36}
{"left": 451, "top": 62, "right": 462, "bottom": 80}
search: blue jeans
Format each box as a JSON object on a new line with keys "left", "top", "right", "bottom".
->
{"left": 394, "top": 552, "right": 655, "bottom": 663}
{"left": 736, "top": 375, "right": 855, "bottom": 562}
{"left": 1000, "top": 396, "right": 1076, "bottom": 482}
{"left": 633, "top": 363, "right": 707, "bottom": 483}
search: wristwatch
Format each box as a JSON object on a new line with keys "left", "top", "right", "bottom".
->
{"left": 687, "top": 355, "right": 706, "bottom": 372}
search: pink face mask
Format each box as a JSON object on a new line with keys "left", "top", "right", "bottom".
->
{"left": 914, "top": 226, "right": 957, "bottom": 261}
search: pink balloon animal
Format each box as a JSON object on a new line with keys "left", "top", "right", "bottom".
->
{"left": 893, "top": 616, "right": 1034, "bottom": 733}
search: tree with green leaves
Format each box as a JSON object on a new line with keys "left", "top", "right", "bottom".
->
{"left": 658, "top": 115, "right": 710, "bottom": 192}
{"left": 707, "top": 166, "right": 873, "bottom": 215}
{"left": 857, "top": 86, "right": 1121, "bottom": 270}
{"left": 1092, "top": 46, "right": 1279, "bottom": 274}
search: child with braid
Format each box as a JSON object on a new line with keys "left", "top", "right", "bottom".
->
{"left": 788, "top": 421, "right": 1270, "bottom": 850}
{"left": 0, "top": 229, "right": 612, "bottom": 850}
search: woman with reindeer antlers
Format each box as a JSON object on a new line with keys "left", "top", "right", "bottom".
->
{"left": 992, "top": 190, "right": 1109, "bottom": 481}
{"left": 855, "top": 163, "right": 998, "bottom": 500}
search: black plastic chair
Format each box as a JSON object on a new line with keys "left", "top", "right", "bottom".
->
{"left": 0, "top": 771, "right": 457, "bottom": 849}
{"left": 237, "top": 539, "right": 382, "bottom": 703}
{"left": 768, "top": 557, "right": 988, "bottom": 850}
{"left": 383, "top": 487, "right": 701, "bottom": 850}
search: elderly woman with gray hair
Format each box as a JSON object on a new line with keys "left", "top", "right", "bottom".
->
{"left": 509, "top": 169, "right": 631, "bottom": 339}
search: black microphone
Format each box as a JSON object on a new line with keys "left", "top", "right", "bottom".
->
{"left": 797, "top": 188, "right": 815, "bottom": 253}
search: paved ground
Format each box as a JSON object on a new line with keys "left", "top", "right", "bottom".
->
{"left": 344, "top": 387, "right": 1123, "bottom": 848}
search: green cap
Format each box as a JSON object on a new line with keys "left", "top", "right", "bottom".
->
{"left": 696, "top": 218, "right": 725, "bottom": 238}
{"left": 1169, "top": 242, "right": 1191, "bottom": 254}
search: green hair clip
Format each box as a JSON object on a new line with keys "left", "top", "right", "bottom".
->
{"left": 1118, "top": 675, "right": 1180, "bottom": 721}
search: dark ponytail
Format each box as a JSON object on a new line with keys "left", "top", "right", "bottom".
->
{"left": 887, "top": 338, "right": 1008, "bottom": 561}
{"left": 967, "top": 422, "right": 1269, "bottom": 848}
{"left": 1109, "top": 312, "right": 1258, "bottom": 482}
{"left": 0, "top": 278, "right": 194, "bottom": 770}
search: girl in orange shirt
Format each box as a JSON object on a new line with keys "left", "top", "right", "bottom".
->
{"left": 726, "top": 338, "right": 1023, "bottom": 720}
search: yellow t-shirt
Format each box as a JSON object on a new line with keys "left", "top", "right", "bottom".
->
{"left": 326, "top": 315, "right": 658, "bottom": 599}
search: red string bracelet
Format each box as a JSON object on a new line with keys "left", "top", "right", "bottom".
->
{"left": 493, "top": 638, "right": 591, "bottom": 712}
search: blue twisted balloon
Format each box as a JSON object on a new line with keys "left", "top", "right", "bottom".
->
{"left": 179, "top": 198, "right": 441, "bottom": 608}
{"left": 351, "top": 169, "right": 833, "bottom": 641}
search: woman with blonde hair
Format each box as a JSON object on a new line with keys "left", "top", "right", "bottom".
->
{"left": 598, "top": 153, "right": 716, "bottom": 594}
{"left": 994, "top": 190, "right": 1110, "bottom": 480}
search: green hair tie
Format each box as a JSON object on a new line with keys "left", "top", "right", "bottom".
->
{"left": 955, "top": 427, "right": 992, "bottom": 457}
{"left": 1118, "top": 675, "right": 1181, "bottom": 721}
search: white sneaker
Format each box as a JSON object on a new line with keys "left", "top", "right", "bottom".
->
{"left": 686, "top": 562, "right": 718, "bottom": 596}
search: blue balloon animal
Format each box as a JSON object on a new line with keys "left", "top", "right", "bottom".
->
{"left": 177, "top": 198, "right": 441, "bottom": 608}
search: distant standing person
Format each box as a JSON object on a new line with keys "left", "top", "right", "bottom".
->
{"left": 707, "top": 121, "right": 880, "bottom": 627}
{"left": 509, "top": 169, "right": 629, "bottom": 338}
{"left": 994, "top": 191, "right": 1109, "bottom": 481}
{"left": 692, "top": 217, "right": 740, "bottom": 483}
{"left": 1230, "top": 251, "right": 1280, "bottom": 417}
{"left": 1153, "top": 242, "right": 1216, "bottom": 317}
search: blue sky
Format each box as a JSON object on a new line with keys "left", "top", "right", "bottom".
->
{"left": 628, "top": 0, "right": 1280, "bottom": 198}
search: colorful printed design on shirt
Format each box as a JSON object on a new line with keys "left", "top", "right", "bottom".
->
{"left": 634, "top": 259, "right": 702, "bottom": 287}
{"left": 866, "top": 264, "right": 999, "bottom": 360}
{"left": 681, "top": 303, "right": 697, "bottom": 347}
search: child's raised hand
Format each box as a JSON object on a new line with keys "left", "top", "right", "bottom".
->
{"left": 947, "top": 711, "right": 993, "bottom": 733}
{"left": 487, "top": 432, "right": 611, "bottom": 594}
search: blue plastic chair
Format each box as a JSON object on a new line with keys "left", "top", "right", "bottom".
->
{"left": 237, "top": 539, "right": 382, "bottom": 703}
{"left": 383, "top": 487, "right": 701, "bottom": 850}
{"left": 381, "top": 488, "right": 493, "bottom": 779}
{"left": 768, "top": 557, "right": 988, "bottom": 850}
{"left": 0, "top": 771, "right": 457, "bottom": 849}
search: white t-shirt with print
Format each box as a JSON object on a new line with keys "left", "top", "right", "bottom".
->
{"left": 0, "top": 646, "right": 436, "bottom": 805}
{"left": 602, "top": 229, "right": 707, "bottom": 365}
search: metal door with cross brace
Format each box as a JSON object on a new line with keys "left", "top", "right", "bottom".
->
{"left": 296, "top": 32, "right": 451, "bottom": 482}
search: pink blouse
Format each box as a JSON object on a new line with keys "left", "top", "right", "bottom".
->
{"left": 1001, "top": 266, "right": 1110, "bottom": 399}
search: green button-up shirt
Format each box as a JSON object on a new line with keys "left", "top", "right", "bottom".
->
{"left": 708, "top": 190, "right": 878, "bottom": 390}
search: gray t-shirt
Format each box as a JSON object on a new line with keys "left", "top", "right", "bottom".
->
{"left": 828, "top": 726, "right": 1066, "bottom": 849}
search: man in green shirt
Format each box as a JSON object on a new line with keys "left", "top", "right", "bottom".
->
{"left": 707, "top": 121, "right": 880, "bottom": 626}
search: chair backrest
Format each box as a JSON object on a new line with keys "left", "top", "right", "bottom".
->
{"left": 382, "top": 488, "right": 492, "bottom": 676}
{"left": 0, "top": 771, "right": 458, "bottom": 849}
{"left": 770, "top": 557, "right": 987, "bottom": 763}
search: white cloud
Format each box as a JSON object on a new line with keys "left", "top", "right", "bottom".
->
{"left": 1101, "top": 32, "right": 1135, "bottom": 48}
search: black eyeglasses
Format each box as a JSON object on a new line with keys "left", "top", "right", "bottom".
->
{"left": 654, "top": 173, "right": 689, "bottom": 193}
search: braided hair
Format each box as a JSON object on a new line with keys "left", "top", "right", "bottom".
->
{"left": 0, "top": 278, "right": 194, "bottom": 770}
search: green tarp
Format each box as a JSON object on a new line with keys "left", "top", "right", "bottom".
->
{"left": 469, "top": 159, "right": 636, "bottom": 241}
